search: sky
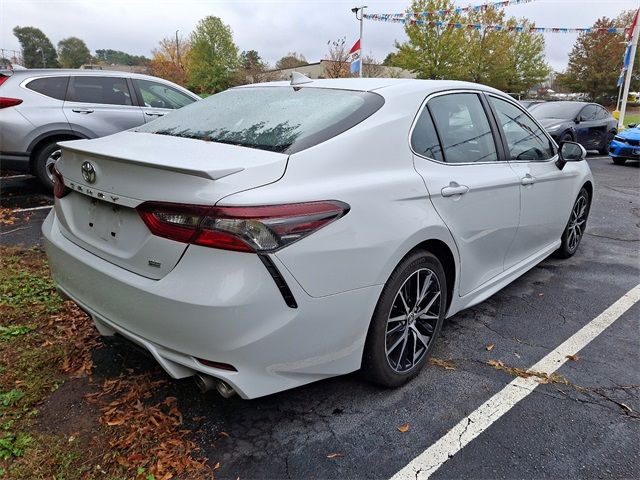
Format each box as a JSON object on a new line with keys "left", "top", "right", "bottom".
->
{"left": 1, "top": 0, "right": 639, "bottom": 72}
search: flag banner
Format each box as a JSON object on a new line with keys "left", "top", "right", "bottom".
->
{"left": 623, "top": 43, "right": 632, "bottom": 69}
{"left": 626, "top": 8, "right": 639, "bottom": 40}
{"left": 366, "top": 0, "right": 537, "bottom": 20}
{"left": 349, "top": 39, "right": 361, "bottom": 55}
{"left": 617, "top": 71, "right": 625, "bottom": 87}
{"left": 363, "top": 14, "right": 628, "bottom": 34}
{"left": 350, "top": 58, "right": 361, "bottom": 74}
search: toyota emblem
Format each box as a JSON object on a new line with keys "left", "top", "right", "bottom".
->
{"left": 81, "top": 161, "right": 96, "bottom": 184}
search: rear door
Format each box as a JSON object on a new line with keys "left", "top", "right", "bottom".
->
{"left": 411, "top": 91, "right": 521, "bottom": 297}
{"left": 63, "top": 75, "right": 145, "bottom": 138}
{"left": 132, "top": 78, "right": 197, "bottom": 122}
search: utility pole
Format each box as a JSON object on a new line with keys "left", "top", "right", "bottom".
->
{"left": 619, "top": 9, "right": 640, "bottom": 130}
{"left": 352, "top": 5, "right": 367, "bottom": 78}
{"left": 175, "top": 30, "right": 181, "bottom": 68}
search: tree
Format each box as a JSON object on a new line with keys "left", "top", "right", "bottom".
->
{"left": 235, "top": 50, "right": 272, "bottom": 84}
{"left": 392, "top": 0, "right": 469, "bottom": 80}
{"left": 503, "top": 18, "right": 549, "bottom": 94}
{"left": 275, "top": 52, "right": 308, "bottom": 70}
{"left": 57, "top": 37, "right": 91, "bottom": 68}
{"left": 13, "top": 26, "right": 58, "bottom": 68}
{"left": 324, "top": 37, "right": 351, "bottom": 78}
{"left": 363, "top": 55, "right": 386, "bottom": 78}
{"left": 94, "top": 49, "right": 148, "bottom": 66}
{"left": 557, "top": 11, "right": 637, "bottom": 102}
{"left": 148, "top": 35, "right": 190, "bottom": 85}
{"left": 186, "top": 16, "right": 239, "bottom": 94}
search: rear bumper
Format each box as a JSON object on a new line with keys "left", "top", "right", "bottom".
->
{"left": 609, "top": 139, "right": 640, "bottom": 159}
{"left": 42, "top": 210, "right": 381, "bottom": 399}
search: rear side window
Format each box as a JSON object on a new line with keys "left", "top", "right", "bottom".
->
{"left": 411, "top": 108, "right": 444, "bottom": 161}
{"left": 26, "top": 76, "right": 69, "bottom": 100}
{"left": 135, "top": 79, "right": 196, "bottom": 109}
{"left": 67, "top": 76, "right": 133, "bottom": 106}
{"left": 596, "top": 107, "right": 610, "bottom": 120}
{"left": 427, "top": 93, "right": 498, "bottom": 164}
{"left": 135, "top": 86, "right": 385, "bottom": 153}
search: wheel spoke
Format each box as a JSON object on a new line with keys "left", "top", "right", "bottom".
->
{"left": 411, "top": 325, "right": 429, "bottom": 350}
{"left": 397, "top": 332, "right": 409, "bottom": 368}
{"left": 388, "top": 314, "right": 407, "bottom": 323}
{"left": 386, "top": 323, "right": 405, "bottom": 335}
{"left": 398, "top": 291, "right": 410, "bottom": 315}
{"left": 416, "top": 291, "right": 440, "bottom": 317}
{"left": 386, "top": 331, "right": 406, "bottom": 355}
{"left": 417, "top": 272, "right": 433, "bottom": 306}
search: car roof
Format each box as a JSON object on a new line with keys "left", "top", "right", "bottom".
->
{"left": 5, "top": 68, "right": 167, "bottom": 82}
{"left": 237, "top": 78, "right": 507, "bottom": 99}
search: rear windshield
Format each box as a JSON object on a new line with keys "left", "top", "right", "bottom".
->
{"left": 135, "top": 86, "right": 384, "bottom": 153}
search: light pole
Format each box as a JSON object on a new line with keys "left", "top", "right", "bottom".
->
{"left": 351, "top": 5, "right": 367, "bottom": 78}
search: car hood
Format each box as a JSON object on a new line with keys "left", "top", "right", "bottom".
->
{"left": 617, "top": 127, "right": 640, "bottom": 140}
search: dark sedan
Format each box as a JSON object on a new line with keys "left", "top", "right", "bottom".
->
{"left": 529, "top": 101, "right": 617, "bottom": 154}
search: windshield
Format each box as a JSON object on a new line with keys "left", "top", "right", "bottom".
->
{"left": 529, "top": 102, "right": 583, "bottom": 119}
{"left": 135, "top": 86, "right": 384, "bottom": 153}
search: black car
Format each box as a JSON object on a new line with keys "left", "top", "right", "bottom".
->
{"left": 519, "top": 99, "right": 546, "bottom": 109}
{"left": 528, "top": 101, "right": 617, "bottom": 154}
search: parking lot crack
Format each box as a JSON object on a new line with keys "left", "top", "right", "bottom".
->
{"left": 585, "top": 232, "right": 640, "bottom": 242}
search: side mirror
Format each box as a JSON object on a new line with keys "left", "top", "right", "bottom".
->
{"left": 556, "top": 141, "right": 587, "bottom": 170}
{"left": 574, "top": 116, "right": 582, "bottom": 124}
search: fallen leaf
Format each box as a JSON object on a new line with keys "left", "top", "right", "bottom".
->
{"left": 485, "top": 343, "right": 495, "bottom": 352}
{"left": 397, "top": 422, "right": 410, "bottom": 433}
{"left": 429, "top": 358, "right": 456, "bottom": 370}
{"left": 565, "top": 354, "right": 580, "bottom": 361}
{"left": 219, "top": 431, "right": 230, "bottom": 438}
{"left": 326, "top": 453, "right": 343, "bottom": 459}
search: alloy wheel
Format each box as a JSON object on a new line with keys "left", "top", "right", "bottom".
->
{"left": 567, "top": 195, "right": 588, "bottom": 252}
{"left": 45, "top": 149, "right": 62, "bottom": 182}
{"left": 385, "top": 268, "right": 441, "bottom": 373}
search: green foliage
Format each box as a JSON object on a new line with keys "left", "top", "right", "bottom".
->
{"left": 240, "top": 50, "right": 265, "bottom": 71}
{"left": 0, "top": 255, "right": 61, "bottom": 315}
{"left": 390, "top": 0, "right": 549, "bottom": 93}
{"left": 57, "top": 37, "right": 91, "bottom": 68}
{"left": 557, "top": 11, "right": 638, "bottom": 103}
{"left": 0, "top": 326, "right": 33, "bottom": 341}
{"left": 0, "top": 432, "right": 32, "bottom": 460}
{"left": 0, "top": 390, "right": 24, "bottom": 408}
{"left": 94, "top": 49, "right": 148, "bottom": 66}
{"left": 12, "top": 26, "right": 58, "bottom": 68}
{"left": 187, "top": 16, "right": 239, "bottom": 94}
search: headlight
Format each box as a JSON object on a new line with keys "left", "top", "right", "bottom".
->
{"left": 613, "top": 135, "right": 626, "bottom": 143}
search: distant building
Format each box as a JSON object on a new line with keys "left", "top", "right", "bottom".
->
{"left": 265, "top": 59, "right": 415, "bottom": 80}
{"left": 81, "top": 63, "right": 149, "bottom": 74}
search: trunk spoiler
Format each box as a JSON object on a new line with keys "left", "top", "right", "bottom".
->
{"left": 58, "top": 141, "right": 245, "bottom": 181}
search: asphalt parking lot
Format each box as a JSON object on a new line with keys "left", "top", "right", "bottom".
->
{"left": 1, "top": 155, "right": 638, "bottom": 479}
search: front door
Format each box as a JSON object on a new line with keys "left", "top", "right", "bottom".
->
{"left": 411, "top": 91, "right": 521, "bottom": 297}
{"left": 486, "top": 94, "right": 575, "bottom": 268}
{"left": 63, "top": 75, "right": 145, "bottom": 138}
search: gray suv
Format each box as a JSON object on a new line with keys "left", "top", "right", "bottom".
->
{"left": 0, "top": 69, "right": 199, "bottom": 188}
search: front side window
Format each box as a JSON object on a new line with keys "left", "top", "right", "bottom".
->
{"left": 67, "top": 76, "right": 133, "bottom": 106}
{"left": 596, "top": 107, "right": 610, "bottom": 120}
{"left": 26, "top": 76, "right": 69, "bottom": 100}
{"left": 427, "top": 93, "right": 498, "bottom": 164}
{"left": 136, "top": 79, "right": 196, "bottom": 109}
{"left": 135, "top": 86, "right": 384, "bottom": 154}
{"left": 580, "top": 105, "right": 597, "bottom": 121}
{"left": 490, "top": 96, "right": 555, "bottom": 161}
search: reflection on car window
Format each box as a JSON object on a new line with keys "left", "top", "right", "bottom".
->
{"left": 136, "top": 79, "right": 196, "bottom": 109}
{"left": 135, "top": 87, "right": 384, "bottom": 153}
{"left": 411, "top": 108, "right": 444, "bottom": 161}
{"left": 427, "top": 93, "right": 498, "bottom": 164}
{"left": 581, "top": 105, "right": 597, "bottom": 121}
{"left": 490, "top": 96, "right": 555, "bottom": 161}
{"left": 68, "top": 76, "right": 132, "bottom": 106}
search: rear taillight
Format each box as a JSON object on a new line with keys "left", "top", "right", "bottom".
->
{"left": 0, "top": 97, "right": 22, "bottom": 108}
{"left": 137, "top": 201, "right": 350, "bottom": 253}
{"left": 0, "top": 76, "right": 9, "bottom": 87}
{"left": 52, "top": 165, "right": 70, "bottom": 199}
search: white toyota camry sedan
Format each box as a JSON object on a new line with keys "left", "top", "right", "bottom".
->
{"left": 43, "top": 78, "right": 593, "bottom": 399}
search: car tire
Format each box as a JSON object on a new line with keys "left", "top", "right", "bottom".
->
{"left": 555, "top": 188, "right": 590, "bottom": 259}
{"left": 33, "top": 141, "right": 62, "bottom": 191}
{"left": 560, "top": 131, "right": 574, "bottom": 143}
{"left": 612, "top": 157, "right": 627, "bottom": 165}
{"left": 598, "top": 131, "right": 615, "bottom": 155}
{"left": 361, "top": 250, "right": 447, "bottom": 388}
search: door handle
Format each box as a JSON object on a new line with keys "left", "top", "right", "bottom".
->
{"left": 145, "top": 111, "right": 165, "bottom": 117}
{"left": 72, "top": 108, "right": 94, "bottom": 114}
{"left": 521, "top": 174, "right": 536, "bottom": 186}
{"left": 441, "top": 182, "right": 470, "bottom": 197}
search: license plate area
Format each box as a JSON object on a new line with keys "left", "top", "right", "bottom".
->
{"left": 87, "top": 198, "right": 125, "bottom": 244}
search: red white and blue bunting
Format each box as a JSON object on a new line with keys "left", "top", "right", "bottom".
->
{"left": 367, "top": 0, "right": 538, "bottom": 20}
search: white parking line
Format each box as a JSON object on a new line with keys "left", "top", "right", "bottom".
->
{"left": 11, "top": 205, "right": 53, "bottom": 213}
{"left": 0, "top": 174, "right": 30, "bottom": 180}
{"left": 390, "top": 284, "right": 640, "bottom": 480}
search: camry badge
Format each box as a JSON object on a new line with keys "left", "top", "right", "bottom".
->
{"left": 81, "top": 161, "right": 96, "bottom": 184}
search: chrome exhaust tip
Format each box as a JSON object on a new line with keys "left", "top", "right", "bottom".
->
{"left": 216, "top": 380, "right": 236, "bottom": 399}
{"left": 194, "top": 373, "right": 216, "bottom": 393}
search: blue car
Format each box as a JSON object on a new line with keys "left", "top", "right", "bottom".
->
{"left": 609, "top": 126, "right": 640, "bottom": 165}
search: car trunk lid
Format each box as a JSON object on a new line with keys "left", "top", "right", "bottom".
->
{"left": 54, "top": 131, "right": 288, "bottom": 279}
